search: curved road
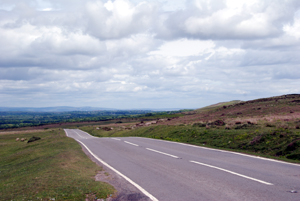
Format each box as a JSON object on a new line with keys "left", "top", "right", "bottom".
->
{"left": 64, "top": 129, "right": 300, "bottom": 201}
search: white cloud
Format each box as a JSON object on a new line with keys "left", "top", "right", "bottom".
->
{"left": 149, "top": 39, "right": 215, "bottom": 57}
{"left": 0, "top": 0, "right": 300, "bottom": 109}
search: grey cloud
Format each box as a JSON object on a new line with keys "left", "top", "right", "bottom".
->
{"left": 155, "top": 0, "right": 300, "bottom": 40}
{"left": 272, "top": 66, "right": 300, "bottom": 80}
{"left": 240, "top": 49, "right": 300, "bottom": 67}
{"left": 0, "top": 68, "right": 35, "bottom": 80}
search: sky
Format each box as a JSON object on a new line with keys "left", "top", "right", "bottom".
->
{"left": 0, "top": 0, "right": 300, "bottom": 109}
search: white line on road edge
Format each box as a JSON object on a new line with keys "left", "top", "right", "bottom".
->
{"left": 75, "top": 139, "right": 159, "bottom": 201}
{"left": 112, "top": 138, "right": 121, "bottom": 141}
{"left": 125, "top": 141, "right": 139, "bottom": 146}
{"left": 64, "top": 129, "right": 69, "bottom": 136}
{"left": 146, "top": 148, "right": 180, "bottom": 159}
{"left": 78, "top": 129, "right": 98, "bottom": 138}
{"left": 190, "top": 160, "right": 273, "bottom": 185}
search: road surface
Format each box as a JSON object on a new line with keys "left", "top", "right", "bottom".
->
{"left": 64, "top": 129, "right": 300, "bottom": 201}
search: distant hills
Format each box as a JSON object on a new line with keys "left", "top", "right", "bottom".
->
{"left": 0, "top": 106, "right": 116, "bottom": 112}
{"left": 0, "top": 106, "right": 188, "bottom": 112}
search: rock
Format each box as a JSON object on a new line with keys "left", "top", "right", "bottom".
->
{"left": 102, "top": 127, "right": 112, "bottom": 131}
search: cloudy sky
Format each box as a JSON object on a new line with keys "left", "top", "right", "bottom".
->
{"left": 0, "top": 0, "right": 300, "bottom": 109}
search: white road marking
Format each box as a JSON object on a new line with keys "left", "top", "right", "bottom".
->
{"left": 112, "top": 138, "right": 121, "bottom": 141}
{"left": 190, "top": 160, "right": 273, "bottom": 185}
{"left": 146, "top": 148, "right": 180, "bottom": 159}
{"left": 125, "top": 141, "right": 139, "bottom": 146}
{"left": 65, "top": 129, "right": 69, "bottom": 136}
{"left": 78, "top": 129, "right": 98, "bottom": 138}
{"left": 75, "top": 139, "right": 159, "bottom": 201}
{"left": 141, "top": 137, "right": 300, "bottom": 167}
{"left": 75, "top": 131, "right": 87, "bottom": 139}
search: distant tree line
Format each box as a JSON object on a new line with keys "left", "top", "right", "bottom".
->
{"left": 0, "top": 110, "right": 190, "bottom": 129}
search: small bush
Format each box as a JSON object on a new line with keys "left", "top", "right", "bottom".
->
{"left": 235, "top": 124, "right": 248, "bottom": 129}
{"left": 27, "top": 136, "right": 41, "bottom": 143}
{"left": 207, "top": 120, "right": 225, "bottom": 126}
{"left": 265, "top": 123, "right": 275, "bottom": 127}
{"left": 286, "top": 154, "right": 300, "bottom": 160}
{"left": 192, "top": 123, "right": 206, "bottom": 127}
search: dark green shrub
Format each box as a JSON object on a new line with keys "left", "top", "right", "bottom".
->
{"left": 27, "top": 136, "right": 41, "bottom": 143}
{"left": 193, "top": 123, "right": 206, "bottom": 127}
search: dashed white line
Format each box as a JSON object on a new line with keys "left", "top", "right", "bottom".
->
{"left": 125, "top": 141, "right": 139, "bottom": 147}
{"left": 75, "top": 139, "right": 158, "bottom": 201}
{"left": 146, "top": 148, "right": 180, "bottom": 159}
{"left": 190, "top": 160, "right": 273, "bottom": 185}
{"left": 140, "top": 137, "right": 300, "bottom": 167}
{"left": 112, "top": 138, "right": 121, "bottom": 141}
{"left": 75, "top": 131, "right": 87, "bottom": 139}
{"left": 78, "top": 129, "right": 98, "bottom": 138}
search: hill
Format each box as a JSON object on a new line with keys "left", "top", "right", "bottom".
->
{"left": 157, "top": 94, "right": 300, "bottom": 127}
{"left": 79, "top": 94, "right": 300, "bottom": 162}
{"left": 194, "top": 100, "right": 242, "bottom": 113}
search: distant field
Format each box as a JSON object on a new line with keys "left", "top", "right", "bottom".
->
{"left": 0, "top": 110, "right": 186, "bottom": 130}
{"left": 0, "top": 129, "right": 115, "bottom": 200}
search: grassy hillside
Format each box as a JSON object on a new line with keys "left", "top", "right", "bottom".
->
{"left": 194, "top": 100, "right": 242, "bottom": 113}
{"left": 80, "top": 94, "right": 300, "bottom": 163}
{"left": 0, "top": 129, "right": 115, "bottom": 200}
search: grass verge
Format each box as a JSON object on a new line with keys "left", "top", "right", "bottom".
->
{"left": 0, "top": 129, "right": 115, "bottom": 201}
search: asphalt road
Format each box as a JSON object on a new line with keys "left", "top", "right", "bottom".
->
{"left": 64, "top": 129, "right": 300, "bottom": 201}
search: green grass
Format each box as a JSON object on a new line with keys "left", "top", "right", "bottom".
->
{"left": 0, "top": 129, "right": 115, "bottom": 201}
{"left": 80, "top": 124, "right": 300, "bottom": 163}
{"left": 195, "top": 100, "right": 242, "bottom": 113}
